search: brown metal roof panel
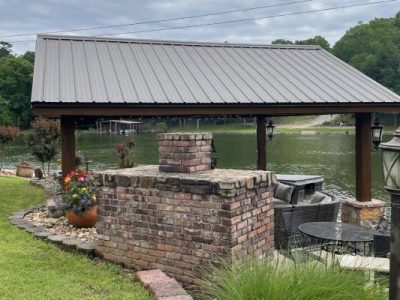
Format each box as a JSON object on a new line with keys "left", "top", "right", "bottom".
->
{"left": 43, "top": 39, "right": 60, "bottom": 102}
{"left": 142, "top": 44, "right": 183, "bottom": 103}
{"left": 59, "top": 40, "right": 76, "bottom": 102}
{"left": 71, "top": 41, "right": 93, "bottom": 103}
{"left": 173, "top": 45, "right": 225, "bottom": 103}
{"left": 152, "top": 44, "right": 198, "bottom": 103}
{"left": 278, "top": 49, "right": 355, "bottom": 103}
{"left": 82, "top": 42, "right": 109, "bottom": 103}
{"left": 317, "top": 50, "right": 398, "bottom": 101}
{"left": 222, "top": 48, "right": 286, "bottom": 103}
{"left": 31, "top": 38, "right": 46, "bottom": 102}
{"left": 232, "top": 48, "right": 299, "bottom": 103}
{"left": 118, "top": 43, "right": 152, "bottom": 103}
{"left": 314, "top": 51, "right": 387, "bottom": 101}
{"left": 296, "top": 50, "right": 368, "bottom": 102}
{"left": 195, "top": 46, "right": 250, "bottom": 103}
{"left": 204, "top": 47, "right": 263, "bottom": 103}
{"left": 95, "top": 42, "right": 125, "bottom": 103}
{"left": 163, "top": 45, "right": 210, "bottom": 103}
{"left": 107, "top": 42, "right": 139, "bottom": 102}
{"left": 129, "top": 43, "right": 168, "bottom": 103}
{"left": 252, "top": 49, "right": 318, "bottom": 103}
{"left": 269, "top": 49, "right": 336, "bottom": 102}
{"left": 31, "top": 35, "right": 400, "bottom": 106}
{"left": 182, "top": 46, "right": 235, "bottom": 103}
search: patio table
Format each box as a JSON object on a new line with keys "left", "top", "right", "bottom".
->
{"left": 298, "top": 222, "right": 380, "bottom": 256}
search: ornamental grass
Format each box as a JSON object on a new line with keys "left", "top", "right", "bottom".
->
{"left": 201, "top": 255, "right": 388, "bottom": 300}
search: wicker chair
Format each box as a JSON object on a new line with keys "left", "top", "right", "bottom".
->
{"left": 274, "top": 192, "right": 340, "bottom": 249}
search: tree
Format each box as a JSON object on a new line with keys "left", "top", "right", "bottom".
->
{"left": 295, "top": 36, "right": 331, "bottom": 51}
{"left": 0, "top": 96, "right": 12, "bottom": 125}
{"left": 333, "top": 12, "right": 400, "bottom": 94}
{"left": 22, "top": 51, "right": 35, "bottom": 64}
{"left": 271, "top": 36, "right": 331, "bottom": 51}
{"left": 271, "top": 39, "right": 293, "bottom": 45}
{"left": 0, "top": 41, "right": 11, "bottom": 58}
{"left": 0, "top": 125, "right": 19, "bottom": 171}
{"left": 0, "top": 55, "right": 33, "bottom": 128}
{"left": 27, "top": 118, "right": 60, "bottom": 176}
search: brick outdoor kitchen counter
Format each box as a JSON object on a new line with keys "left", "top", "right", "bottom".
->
{"left": 93, "top": 165, "right": 276, "bottom": 289}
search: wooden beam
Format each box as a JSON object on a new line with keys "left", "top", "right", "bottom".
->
{"left": 33, "top": 103, "right": 400, "bottom": 118}
{"left": 355, "top": 113, "right": 372, "bottom": 202}
{"left": 257, "top": 116, "right": 267, "bottom": 171}
{"left": 60, "top": 116, "right": 76, "bottom": 177}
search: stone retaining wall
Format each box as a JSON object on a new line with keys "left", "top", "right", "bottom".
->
{"left": 94, "top": 165, "right": 275, "bottom": 288}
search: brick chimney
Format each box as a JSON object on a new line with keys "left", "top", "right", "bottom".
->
{"left": 158, "top": 132, "right": 212, "bottom": 173}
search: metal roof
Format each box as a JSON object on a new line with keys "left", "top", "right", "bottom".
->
{"left": 31, "top": 34, "right": 400, "bottom": 105}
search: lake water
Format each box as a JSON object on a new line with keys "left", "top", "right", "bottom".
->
{"left": 2, "top": 132, "right": 389, "bottom": 201}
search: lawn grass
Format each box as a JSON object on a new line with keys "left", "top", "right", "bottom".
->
{"left": 0, "top": 176, "right": 150, "bottom": 300}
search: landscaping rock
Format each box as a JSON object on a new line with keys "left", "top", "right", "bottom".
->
{"left": 16, "top": 221, "right": 31, "bottom": 229}
{"left": 25, "top": 226, "right": 43, "bottom": 234}
{"left": 24, "top": 206, "right": 98, "bottom": 242}
{"left": 77, "top": 241, "right": 96, "bottom": 254}
{"left": 35, "top": 231, "right": 55, "bottom": 239}
{"left": 47, "top": 197, "right": 64, "bottom": 218}
{"left": 48, "top": 234, "right": 66, "bottom": 244}
{"left": 62, "top": 238, "right": 80, "bottom": 250}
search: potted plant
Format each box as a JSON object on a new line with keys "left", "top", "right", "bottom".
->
{"left": 61, "top": 169, "right": 97, "bottom": 228}
{"left": 16, "top": 161, "right": 34, "bottom": 177}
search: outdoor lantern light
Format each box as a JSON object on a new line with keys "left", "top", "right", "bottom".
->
{"left": 266, "top": 120, "right": 276, "bottom": 140}
{"left": 380, "top": 128, "right": 400, "bottom": 194}
{"left": 380, "top": 127, "right": 400, "bottom": 300}
{"left": 371, "top": 118, "right": 384, "bottom": 149}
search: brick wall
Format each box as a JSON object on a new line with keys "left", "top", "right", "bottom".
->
{"left": 94, "top": 165, "right": 275, "bottom": 289}
{"left": 158, "top": 132, "right": 212, "bottom": 173}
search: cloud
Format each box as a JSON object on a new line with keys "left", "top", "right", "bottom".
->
{"left": 0, "top": 0, "right": 399, "bottom": 54}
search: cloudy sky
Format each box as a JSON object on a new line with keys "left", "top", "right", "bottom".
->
{"left": 1, "top": 0, "right": 399, "bottom": 54}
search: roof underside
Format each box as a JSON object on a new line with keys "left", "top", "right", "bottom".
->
{"left": 31, "top": 34, "right": 400, "bottom": 106}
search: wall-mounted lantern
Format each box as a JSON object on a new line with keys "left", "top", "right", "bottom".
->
{"left": 371, "top": 118, "right": 384, "bottom": 149}
{"left": 266, "top": 120, "right": 276, "bottom": 140}
{"left": 380, "top": 127, "right": 400, "bottom": 299}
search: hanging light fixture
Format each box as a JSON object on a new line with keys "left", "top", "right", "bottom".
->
{"left": 266, "top": 120, "right": 276, "bottom": 140}
{"left": 371, "top": 118, "right": 384, "bottom": 149}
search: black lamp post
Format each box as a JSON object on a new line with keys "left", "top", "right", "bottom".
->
{"left": 266, "top": 120, "right": 276, "bottom": 140}
{"left": 380, "top": 128, "right": 400, "bottom": 300}
{"left": 372, "top": 118, "right": 384, "bottom": 149}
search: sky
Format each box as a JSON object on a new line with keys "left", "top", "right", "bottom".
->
{"left": 0, "top": 0, "right": 399, "bottom": 54}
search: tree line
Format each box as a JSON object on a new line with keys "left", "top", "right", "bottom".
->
{"left": 0, "top": 11, "right": 399, "bottom": 128}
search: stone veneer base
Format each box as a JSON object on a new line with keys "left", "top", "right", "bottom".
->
{"left": 341, "top": 197, "right": 388, "bottom": 228}
{"left": 94, "top": 165, "right": 275, "bottom": 289}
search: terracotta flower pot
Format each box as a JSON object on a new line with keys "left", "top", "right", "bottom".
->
{"left": 66, "top": 205, "right": 97, "bottom": 228}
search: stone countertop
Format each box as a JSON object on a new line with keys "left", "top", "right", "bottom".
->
{"left": 94, "top": 165, "right": 276, "bottom": 197}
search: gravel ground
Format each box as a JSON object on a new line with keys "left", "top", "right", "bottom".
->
{"left": 24, "top": 207, "right": 98, "bottom": 241}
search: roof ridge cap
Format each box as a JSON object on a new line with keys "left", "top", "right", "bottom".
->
{"left": 37, "top": 34, "right": 321, "bottom": 50}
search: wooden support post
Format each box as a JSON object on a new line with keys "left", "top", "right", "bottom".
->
{"left": 61, "top": 116, "right": 76, "bottom": 177}
{"left": 355, "top": 113, "right": 372, "bottom": 202}
{"left": 257, "top": 116, "right": 267, "bottom": 170}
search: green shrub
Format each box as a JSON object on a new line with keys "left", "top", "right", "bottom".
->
{"left": 0, "top": 125, "right": 19, "bottom": 171}
{"left": 27, "top": 117, "right": 60, "bottom": 176}
{"left": 201, "top": 257, "right": 387, "bottom": 300}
